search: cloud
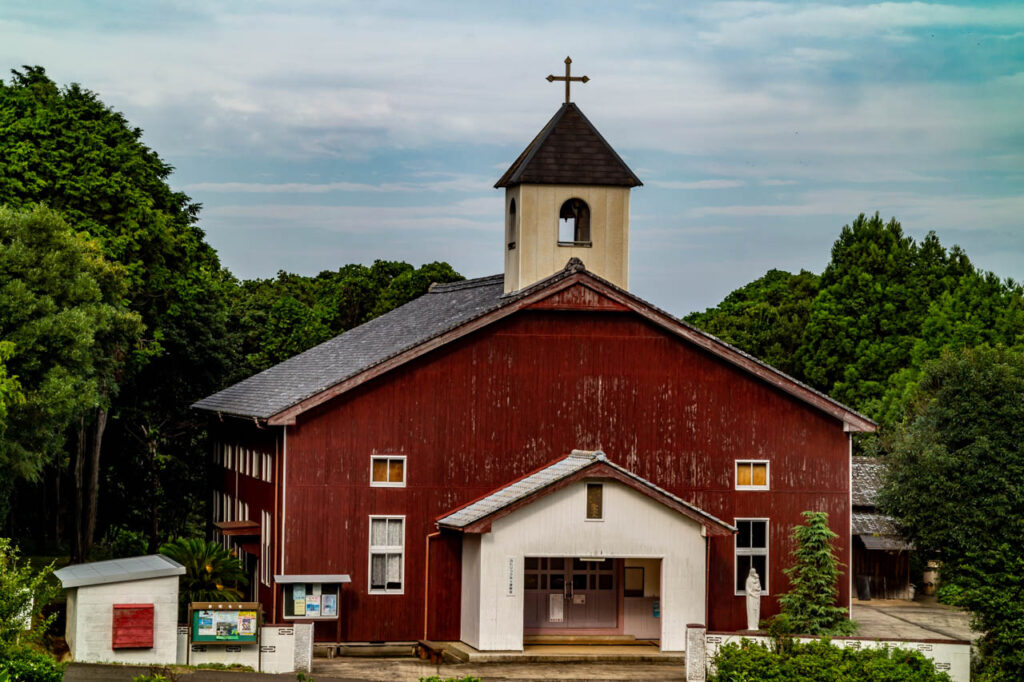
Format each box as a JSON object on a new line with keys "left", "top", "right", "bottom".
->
{"left": 183, "top": 174, "right": 492, "bottom": 194}
{"left": 651, "top": 179, "right": 745, "bottom": 190}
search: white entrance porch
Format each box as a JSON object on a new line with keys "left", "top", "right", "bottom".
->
{"left": 437, "top": 451, "right": 734, "bottom": 652}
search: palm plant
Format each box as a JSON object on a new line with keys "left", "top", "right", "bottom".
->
{"left": 160, "top": 538, "right": 249, "bottom": 618}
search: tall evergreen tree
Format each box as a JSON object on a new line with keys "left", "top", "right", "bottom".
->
{"left": 0, "top": 66, "right": 231, "bottom": 556}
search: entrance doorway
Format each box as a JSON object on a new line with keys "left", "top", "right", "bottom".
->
{"left": 524, "top": 557, "right": 618, "bottom": 631}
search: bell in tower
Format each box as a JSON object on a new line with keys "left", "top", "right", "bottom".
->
{"left": 496, "top": 58, "right": 642, "bottom": 294}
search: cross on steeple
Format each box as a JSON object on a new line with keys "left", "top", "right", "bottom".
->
{"left": 546, "top": 56, "right": 589, "bottom": 104}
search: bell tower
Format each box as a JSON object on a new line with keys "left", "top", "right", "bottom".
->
{"left": 496, "top": 58, "right": 642, "bottom": 294}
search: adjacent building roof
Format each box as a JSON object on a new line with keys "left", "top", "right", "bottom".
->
{"left": 495, "top": 103, "right": 642, "bottom": 188}
{"left": 54, "top": 554, "right": 185, "bottom": 589}
{"left": 436, "top": 449, "right": 735, "bottom": 534}
{"left": 852, "top": 457, "right": 886, "bottom": 507}
{"left": 853, "top": 512, "right": 913, "bottom": 551}
{"left": 274, "top": 574, "right": 352, "bottom": 584}
{"left": 193, "top": 260, "right": 876, "bottom": 432}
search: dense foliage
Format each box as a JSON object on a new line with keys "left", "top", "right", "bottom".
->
{"left": 686, "top": 268, "right": 820, "bottom": 378}
{"left": 687, "top": 213, "right": 1024, "bottom": 426}
{"left": 0, "top": 206, "right": 141, "bottom": 538}
{"left": 232, "top": 260, "right": 462, "bottom": 375}
{"left": 775, "top": 511, "right": 855, "bottom": 636}
{"left": 0, "top": 67, "right": 462, "bottom": 559}
{"left": 881, "top": 348, "right": 1024, "bottom": 680}
{"left": 159, "top": 537, "right": 249, "bottom": 617}
{"left": 0, "top": 539, "right": 64, "bottom": 682}
{"left": 708, "top": 638, "right": 951, "bottom": 682}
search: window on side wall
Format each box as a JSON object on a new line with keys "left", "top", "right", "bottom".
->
{"left": 369, "top": 516, "right": 404, "bottom": 593}
{"left": 735, "top": 460, "right": 769, "bottom": 490}
{"left": 735, "top": 519, "right": 768, "bottom": 594}
{"left": 370, "top": 456, "right": 406, "bottom": 487}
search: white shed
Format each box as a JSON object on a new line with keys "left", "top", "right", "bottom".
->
{"left": 55, "top": 554, "right": 184, "bottom": 665}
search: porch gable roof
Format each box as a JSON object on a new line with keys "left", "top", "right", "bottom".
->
{"left": 436, "top": 450, "right": 736, "bottom": 536}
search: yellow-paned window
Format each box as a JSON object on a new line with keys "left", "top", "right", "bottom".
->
{"left": 736, "top": 461, "right": 769, "bottom": 490}
{"left": 388, "top": 459, "right": 404, "bottom": 484}
{"left": 371, "top": 456, "right": 406, "bottom": 487}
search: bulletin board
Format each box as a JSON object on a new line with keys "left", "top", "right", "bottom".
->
{"left": 189, "top": 602, "right": 261, "bottom": 644}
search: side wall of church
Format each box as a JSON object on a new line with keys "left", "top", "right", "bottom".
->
{"left": 281, "top": 308, "right": 851, "bottom": 641}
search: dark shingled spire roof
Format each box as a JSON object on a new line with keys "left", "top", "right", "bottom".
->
{"left": 495, "top": 103, "right": 642, "bottom": 188}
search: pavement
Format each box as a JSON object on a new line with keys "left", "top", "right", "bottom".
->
{"left": 851, "top": 597, "right": 976, "bottom": 642}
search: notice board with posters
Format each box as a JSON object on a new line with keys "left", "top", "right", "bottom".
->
{"left": 189, "top": 602, "right": 261, "bottom": 644}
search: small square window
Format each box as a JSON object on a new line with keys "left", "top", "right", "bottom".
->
{"left": 586, "top": 483, "right": 603, "bottom": 520}
{"left": 736, "top": 461, "right": 769, "bottom": 490}
{"left": 370, "top": 456, "right": 406, "bottom": 487}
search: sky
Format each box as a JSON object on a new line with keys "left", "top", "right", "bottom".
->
{"left": 2, "top": 1, "right": 1023, "bottom": 316}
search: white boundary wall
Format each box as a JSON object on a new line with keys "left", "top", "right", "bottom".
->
{"left": 704, "top": 632, "right": 970, "bottom": 682}
{"left": 175, "top": 624, "right": 313, "bottom": 673}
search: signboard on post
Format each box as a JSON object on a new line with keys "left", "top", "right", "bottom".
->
{"left": 189, "top": 602, "right": 261, "bottom": 644}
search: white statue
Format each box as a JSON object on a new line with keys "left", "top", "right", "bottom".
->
{"left": 745, "top": 568, "right": 762, "bottom": 630}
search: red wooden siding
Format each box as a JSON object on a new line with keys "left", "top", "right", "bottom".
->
{"left": 112, "top": 604, "right": 154, "bottom": 649}
{"left": 213, "top": 422, "right": 281, "bottom": 620}
{"left": 272, "top": 308, "right": 851, "bottom": 640}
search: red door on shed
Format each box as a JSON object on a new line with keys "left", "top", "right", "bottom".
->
{"left": 112, "top": 603, "right": 154, "bottom": 649}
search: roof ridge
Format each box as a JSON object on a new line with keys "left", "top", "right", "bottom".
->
{"left": 430, "top": 274, "right": 504, "bottom": 293}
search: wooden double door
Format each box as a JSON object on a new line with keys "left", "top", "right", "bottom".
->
{"left": 523, "top": 557, "right": 618, "bottom": 630}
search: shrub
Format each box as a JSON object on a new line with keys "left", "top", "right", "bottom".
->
{"left": 709, "top": 638, "right": 952, "bottom": 682}
{"left": 775, "top": 511, "right": 856, "bottom": 636}
{"left": 0, "top": 647, "right": 65, "bottom": 682}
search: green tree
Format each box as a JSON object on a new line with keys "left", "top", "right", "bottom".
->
{"left": 775, "top": 511, "right": 855, "bottom": 635}
{"left": 0, "top": 343, "right": 23, "bottom": 438}
{"left": 0, "top": 538, "right": 60, "bottom": 651}
{"left": 231, "top": 260, "right": 463, "bottom": 376}
{"left": 685, "top": 268, "right": 819, "bottom": 378}
{"left": 0, "top": 66, "right": 233, "bottom": 557}
{"left": 881, "top": 348, "right": 1024, "bottom": 680}
{"left": 0, "top": 206, "right": 141, "bottom": 542}
{"left": 159, "top": 538, "right": 249, "bottom": 618}
{"left": 799, "top": 214, "right": 973, "bottom": 415}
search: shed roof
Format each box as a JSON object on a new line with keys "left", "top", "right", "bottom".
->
{"left": 193, "top": 260, "right": 875, "bottom": 432}
{"left": 495, "top": 103, "right": 642, "bottom": 188}
{"left": 437, "top": 449, "right": 735, "bottom": 534}
{"left": 54, "top": 554, "right": 185, "bottom": 589}
{"left": 852, "top": 457, "right": 886, "bottom": 507}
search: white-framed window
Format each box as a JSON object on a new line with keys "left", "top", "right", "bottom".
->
{"left": 735, "top": 518, "right": 769, "bottom": 595}
{"left": 283, "top": 583, "right": 340, "bottom": 619}
{"left": 736, "top": 460, "right": 769, "bottom": 490}
{"left": 260, "top": 510, "right": 272, "bottom": 586}
{"left": 262, "top": 452, "right": 273, "bottom": 482}
{"left": 368, "top": 516, "right": 405, "bottom": 594}
{"left": 370, "top": 456, "right": 406, "bottom": 488}
{"left": 240, "top": 501, "right": 249, "bottom": 522}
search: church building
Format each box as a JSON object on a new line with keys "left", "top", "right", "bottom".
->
{"left": 194, "top": 62, "right": 874, "bottom": 652}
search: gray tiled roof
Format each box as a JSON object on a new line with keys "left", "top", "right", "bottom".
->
{"left": 193, "top": 274, "right": 507, "bottom": 419}
{"left": 437, "top": 449, "right": 735, "bottom": 532}
{"left": 852, "top": 457, "right": 886, "bottom": 507}
{"left": 54, "top": 554, "right": 185, "bottom": 589}
{"left": 852, "top": 511, "right": 901, "bottom": 537}
{"left": 193, "top": 259, "right": 874, "bottom": 429}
